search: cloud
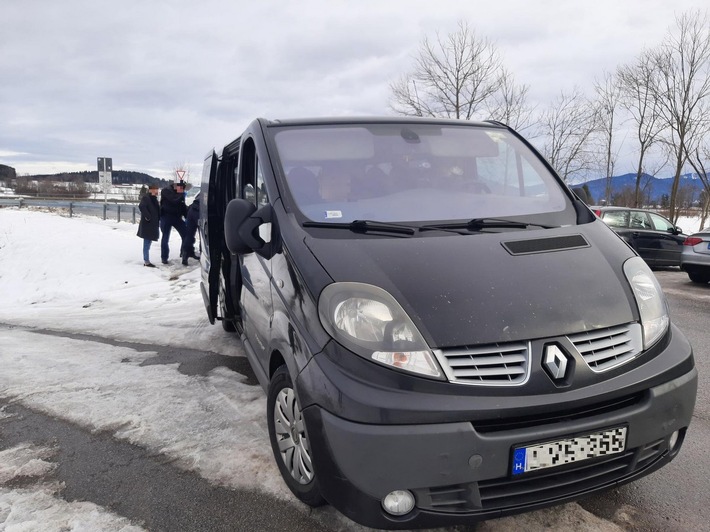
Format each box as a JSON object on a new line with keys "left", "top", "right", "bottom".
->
{"left": 1, "top": 0, "right": 708, "bottom": 180}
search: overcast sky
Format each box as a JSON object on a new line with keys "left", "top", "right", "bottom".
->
{"left": 1, "top": 0, "right": 708, "bottom": 182}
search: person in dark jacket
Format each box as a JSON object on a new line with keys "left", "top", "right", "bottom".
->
{"left": 181, "top": 192, "right": 201, "bottom": 265}
{"left": 160, "top": 181, "right": 187, "bottom": 264}
{"left": 137, "top": 183, "right": 160, "bottom": 267}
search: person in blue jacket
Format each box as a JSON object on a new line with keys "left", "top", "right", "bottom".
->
{"left": 159, "top": 181, "right": 187, "bottom": 264}
{"left": 137, "top": 183, "right": 160, "bottom": 267}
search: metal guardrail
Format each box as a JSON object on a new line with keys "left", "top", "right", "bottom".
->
{"left": 0, "top": 197, "right": 139, "bottom": 223}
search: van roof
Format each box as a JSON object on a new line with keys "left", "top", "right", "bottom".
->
{"left": 261, "top": 116, "right": 503, "bottom": 129}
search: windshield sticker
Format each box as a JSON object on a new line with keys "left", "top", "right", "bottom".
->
{"left": 325, "top": 210, "right": 343, "bottom": 219}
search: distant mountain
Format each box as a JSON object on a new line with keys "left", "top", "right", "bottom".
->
{"left": 20, "top": 170, "right": 167, "bottom": 186}
{"left": 581, "top": 173, "right": 705, "bottom": 204}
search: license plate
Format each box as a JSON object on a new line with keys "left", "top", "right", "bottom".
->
{"left": 511, "top": 427, "right": 627, "bottom": 476}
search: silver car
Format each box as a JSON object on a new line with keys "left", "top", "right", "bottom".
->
{"left": 680, "top": 228, "right": 710, "bottom": 283}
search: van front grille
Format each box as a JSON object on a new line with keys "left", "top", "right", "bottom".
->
{"left": 435, "top": 322, "right": 642, "bottom": 386}
{"left": 568, "top": 324, "right": 642, "bottom": 372}
{"left": 435, "top": 343, "right": 530, "bottom": 386}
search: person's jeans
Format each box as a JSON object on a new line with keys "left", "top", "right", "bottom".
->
{"left": 143, "top": 238, "right": 152, "bottom": 263}
{"left": 160, "top": 215, "right": 187, "bottom": 262}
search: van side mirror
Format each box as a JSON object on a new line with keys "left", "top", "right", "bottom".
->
{"left": 224, "top": 199, "right": 278, "bottom": 259}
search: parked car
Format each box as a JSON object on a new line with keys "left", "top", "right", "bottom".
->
{"left": 199, "top": 117, "right": 696, "bottom": 529}
{"left": 680, "top": 228, "right": 710, "bottom": 283}
{"left": 591, "top": 206, "right": 686, "bottom": 268}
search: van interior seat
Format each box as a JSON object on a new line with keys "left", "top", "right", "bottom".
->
{"left": 351, "top": 166, "right": 387, "bottom": 200}
{"left": 288, "top": 166, "right": 321, "bottom": 205}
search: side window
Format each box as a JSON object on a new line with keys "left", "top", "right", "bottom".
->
{"left": 240, "top": 138, "right": 269, "bottom": 208}
{"left": 241, "top": 140, "right": 257, "bottom": 205}
{"left": 649, "top": 213, "right": 674, "bottom": 232}
{"left": 602, "top": 210, "right": 629, "bottom": 228}
{"left": 256, "top": 160, "right": 269, "bottom": 207}
{"left": 629, "top": 211, "right": 652, "bottom": 229}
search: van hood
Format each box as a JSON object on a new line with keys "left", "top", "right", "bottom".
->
{"left": 304, "top": 221, "right": 638, "bottom": 348}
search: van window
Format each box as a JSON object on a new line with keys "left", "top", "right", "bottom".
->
{"left": 273, "top": 124, "right": 568, "bottom": 224}
{"left": 241, "top": 140, "right": 257, "bottom": 205}
{"left": 476, "top": 141, "right": 548, "bottom": 198}
{"left": 256, "top": 160, "right": 268, "bottom": 207}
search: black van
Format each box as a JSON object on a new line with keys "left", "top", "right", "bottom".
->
{"left": 199, "top": 117, "right": 696, "bottom": 529}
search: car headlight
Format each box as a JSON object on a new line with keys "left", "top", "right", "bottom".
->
{"left": 623, "top": 257, "right": 669, "bottom": 348}
{"left": 318, "top": 282, "right": 443, "bottom": 379}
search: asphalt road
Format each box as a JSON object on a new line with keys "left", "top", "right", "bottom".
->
{"left": 578, "top": 268, "right": 710, "bottom": 531}
{"left": 1, "top": 268, "right": 708, "bottom": 531}
{"left": 0, "top": 400, "right": 331, "bottom": 532}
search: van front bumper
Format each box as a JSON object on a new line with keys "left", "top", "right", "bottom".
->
{"left": 298, "top": 327, "right": 697, "bottom": 529}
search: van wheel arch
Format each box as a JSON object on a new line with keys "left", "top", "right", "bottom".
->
{"left": 267, "top": 365, "right": 325, "bottom": 507}
{"left": 269, "top": 351, "right": 286, "bottom": 380}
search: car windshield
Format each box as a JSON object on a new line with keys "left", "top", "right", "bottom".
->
{"left": 273, "top": 123, "right": 568, "bottom": 224}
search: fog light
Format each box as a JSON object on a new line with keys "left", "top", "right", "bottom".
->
{"left": 382, "top": 490, "right": 415, "bottom": 516}
{"left": 669, "top": 430, "right": 680, "bottom": 451}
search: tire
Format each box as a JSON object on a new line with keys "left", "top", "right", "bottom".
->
{"left": 267, "top": 366, "right": 325, "bottom": 507}
{"left": 219, "top": 267, "right": 237, "bottom": 332}
{"left": 687, "top": 270, "right": 710, "bottom": 284}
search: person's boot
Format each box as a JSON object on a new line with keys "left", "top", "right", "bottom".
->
{"left": 181, "top": 252, "right": 188, "bottom": 266}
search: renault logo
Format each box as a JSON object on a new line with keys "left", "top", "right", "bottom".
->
{"left": 543, "top": 345, "right": 570, "bottom": 381}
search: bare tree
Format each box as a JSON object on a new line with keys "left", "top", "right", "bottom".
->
{"left": 389, "top": 21, "right": 504, "bottom": 119}
{"left": 686, "top": 142, "right": 710, "bottom": 228}
{"left": 651, "top": 10, "right": 710, "bottom": 222}
{"left": 617, "top": 51, "right": 666, "bottom": 207}
{"left": 593, "top": 72, "right": 623, "bottom": 204}
{"left": 538, "top": 87, "right": 598, "bottom": 182}
{"left": 700, "top": 190, "right": 710, "bottom": 229}
{"left": 485, "top": 69, "right": 538, "bottom": 134}
{"left": 172, "top": 162, "right": 191, "bottom": 184}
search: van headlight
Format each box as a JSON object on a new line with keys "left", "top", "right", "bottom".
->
{"left": 318, "top": 282, "right": 443, "bottom": 379}
{"left": 623, "top": 257, "right": 669, "bottom": 348}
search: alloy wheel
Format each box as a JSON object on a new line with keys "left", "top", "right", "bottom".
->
{"left": 273, "top": 388, "right": 314, "bottom": 484}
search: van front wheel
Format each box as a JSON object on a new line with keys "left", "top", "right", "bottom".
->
{"left": 267, "top": 366, "right": 325, "bottom": 507}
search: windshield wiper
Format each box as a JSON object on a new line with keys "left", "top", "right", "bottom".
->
{"left": 303, "top": 219, "right": 416, "bottom": 235}
{"left": 420, "top": 218, "right": 557, "bottom": 232}
{"left": 303, "top": 217, "right": 556, "bottom": 235}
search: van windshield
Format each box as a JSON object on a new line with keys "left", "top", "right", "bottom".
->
{"left": 273, "top": 123, "right": 569, "bottom": 224}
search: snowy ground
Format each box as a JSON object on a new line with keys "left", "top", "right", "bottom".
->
{"left": 0, "top": 208, "right": 703, "bottom": 531}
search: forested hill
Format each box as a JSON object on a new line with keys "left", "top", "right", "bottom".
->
{"left": 21, "top": 170, "right": 168, "bottom": 186}
{"left": 581, "top": 173, "right": 705, "bottom": 204}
